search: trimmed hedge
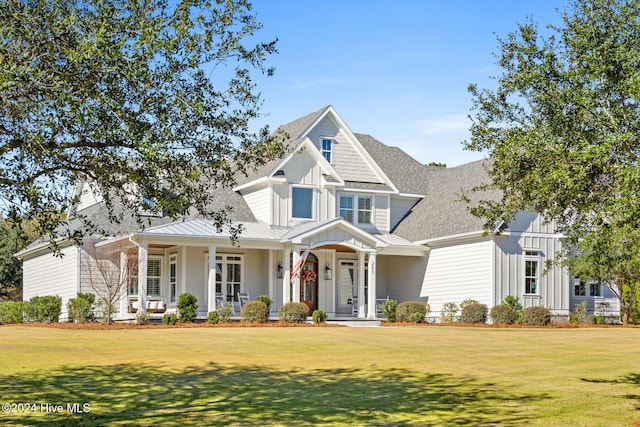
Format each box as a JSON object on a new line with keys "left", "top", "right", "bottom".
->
{"left": 0, "top": 301, "right": 26, "bottom": 324}
{"left": 490, "top": 304, "right": 518, "bottom": 325}
{"left": 67, "top": 292, "right": 95, "bottom": 323}
{"left": 396, "top": 301, "right": 428, "bottom": 323}
{"left": 279, "top": 302, "right": 309, "bottom": 323}
{"left": 312, "top": 309, "right": 327, "bottom": 324}
{"left": 522, "top": 306, "right": 551, "bottom": 326}
{"left": 218, "top": 303, "right": 232, "bottom": 323}
{"left": 162, "top": 313, "right": 178, "bottom": 325}
{"left": 460, "top": 303, "right": 488, "bottom": 324}
{"left": 256, "top": 295, "right": 273, "bottom": 313}
{"left": 177, "top": 293, "right": 198, "bottom": 323}
{"left": 25, "top": 295, "right": 62, "bottom": 323}
{"left": 241, "top": 301, "right": 269, "bottom": 323}
{"left": 207, "top": 311, "right": 220, "bottom": 324}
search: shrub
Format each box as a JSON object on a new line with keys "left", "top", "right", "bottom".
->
{"left": 440, "top": 302, "right": 458, "bottom": 323}
{"left": 177, "top": 293, "right": 198, "bottom": 323}
{"left": 25, "top": 295, "right": 62, "bottom": 323}
{"left": 460, "top": 298, "right": 479, "bottom": 310}
{"left": 256, "top": 295, "right": 273, "bottom": 313}
{"left": 490, "top": 304, "right": 518, "bottom": 325}
{"left": 0, "top": 301, "right": 26, "bottom": 324}
{"left": 218, "top": 302, "right": 232, "bottom": 323}
{"left": 396, "top": 301, "right": 428, "bottom": 323}
{"left": 279, "top": 302, "right": 309, "bottom": 323}
{"left": 522, "top": 306, "right": 551, "bottom": 326}
{"left": 381, "top": 299, "right": 397, "bottom": 322}
{"left": 136, "top": 311, "right": 150, "bottom": 325}
{"left": 460, "top": 303, "right": 488, "bottom": 324}
{"left": 571, "top": 300, "right": 589, "bottom": 324}
{"left": 312, "top": 309, "right": 327, "bottom": 324}
{"left": 67, "top": 292, "right": 95, "bottom": 323}
{"left": 207, "top": 311, "right": 220, "bottom": 324}
{"left": 408, "top": 312, "right": 425, "bottom": 323}
{"left": 503, "top": 295, "right": 523, "bottom": 312}
{"left": 162, "top": 313, "right": 178, "bottom": 325}
{"left": 241, "top": 301, "right": 269, "bottom": 323}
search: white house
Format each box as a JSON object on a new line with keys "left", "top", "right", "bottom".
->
{"left": 17, "top": 106, "right": 617, "bottom": 321}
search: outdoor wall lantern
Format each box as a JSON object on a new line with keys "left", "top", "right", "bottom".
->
{"left": 277, "top": 262, "right": 283, "bottom": 279}
{"left": 324, "top": 263, "right": 332, "bottom": 280}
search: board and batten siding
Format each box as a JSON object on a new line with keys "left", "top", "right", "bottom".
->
{"left": 421, "top": 239, "right": 493, "bottom": 316}
{"left": 22, "top": 245, "right": 79, "bottom": 321}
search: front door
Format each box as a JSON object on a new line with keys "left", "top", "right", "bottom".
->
{"left": 300, "top": 253, "right": 318, "bottom": 313}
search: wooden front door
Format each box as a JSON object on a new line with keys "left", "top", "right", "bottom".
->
{"left": 300, "top": 253, "right": 318, "bottom": 313}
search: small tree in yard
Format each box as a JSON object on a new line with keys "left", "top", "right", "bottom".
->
{"left": 83, "top": 238, "right": 137, "bottom": 325}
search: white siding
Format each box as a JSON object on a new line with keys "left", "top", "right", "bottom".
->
{"left": 242, "top": 184, "right": 270, "bottom": 223}
{"left": 421, "top": 239, "right": 493, "bottom": 316}
{"left": 379, "top": 255, "right": 427, "bottom": 303}
{"left": 22, "top": 245, "right": 79, "bottom": 321}
{"left": 75, "top": 181, "right": 103, "bottom": 211}
{"left": 373, "top": 195, "right": 389, "bottom": 232}
{"left": 390, "top": 197, "right": 420, "bottom": 230}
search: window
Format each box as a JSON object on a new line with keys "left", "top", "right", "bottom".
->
{"left": 292, "top": 187, "right": 314, "bottom": 219}
{"left": 207, "top": 254, "right": 243, "bottom": 302}
{"left": 129, "top": 257, "right": 162, "bottom": 296}
{"left": 339, "top": 194, "right": 372, "bottom": 225}
{"left": 574, "top": 279, "right": 601, "bottom": 297}
{"left": 524, "top": 250, "right": 539, "bottom": 294}
{"left": 169, "top": 255, "right": 177, "bottom": 303}
{"left": 321, "top": 138, "right": 333, "bottom": 163}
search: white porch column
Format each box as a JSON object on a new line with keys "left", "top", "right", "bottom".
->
{"left": 268, "top": 249, "right": 275, "bottom": 311}
{"left": 292, "top": 248, "right": 301, "bottom": 303}
{"left": 180, "top": 246, "right": 187, "bottom": 296}
{"left": 367, "top": 252, "right": 377, "bottom": 319}
{"left": 207, "top": 245, "right": 217, "bottom": 311}
{"left": 119, "top": 250, "right": 129, "bottom": 318}
{"left": 137, "top": 241, "right": 148, "bottom": 314}
{"left": 358, "top": 251, "right": 366, "bottom": 318}
{"left": 282, "top": 247, "right": 291, "bottom": 304}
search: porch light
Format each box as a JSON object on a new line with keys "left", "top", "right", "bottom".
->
{"left": 277, "top": 262, "right": 283, "bottom": 279}
{"left": 324, "top": 263, "right": 332, "bottom": 280}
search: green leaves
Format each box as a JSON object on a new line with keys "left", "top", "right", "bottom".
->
{"left": 0, "top": 0, "right": 283, "bottom": 247}
{"left": 466, "top": 0, "right": 640, "bottom": 322}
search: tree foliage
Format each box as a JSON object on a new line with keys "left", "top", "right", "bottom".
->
{"left": 465, "top": 0, "right": 640, "bottom": 323}
{"left": 0, "top": 0, "right": 283, "bottom": 246}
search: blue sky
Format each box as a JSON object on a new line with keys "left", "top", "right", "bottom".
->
{"left": 248, "top": 0, "right": 568, "bottom": 166}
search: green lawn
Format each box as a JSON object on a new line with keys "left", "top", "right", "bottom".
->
{"left": 0, "top": 325, "right": 638, "bottom": 426}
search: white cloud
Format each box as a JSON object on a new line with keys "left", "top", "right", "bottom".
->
{"left": 414, "top": 114, "right": 470, "bottom": 135}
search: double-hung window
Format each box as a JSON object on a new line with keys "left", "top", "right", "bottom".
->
{"left": 169, "top": 254, "right": 177, "bottom": 303}
{"left": 207, "top": 254, "right": 244, "bottom": 302}
{"left": 524, "top": 250, "right": 540, "bottom": 294}
{"left": 321, "top": 138, "right": 333, "bottom": 163}
{"left": 574, "top": 279, "right": 601, "bottom": 297}
{"left": 291, "top": 186, "right": 314, "bottom": 220}
{"left": 339, "top": 194, "right": 373, "bottom": 226}
{"left": 129, "top": 256, "right": 162, "bottom": 296}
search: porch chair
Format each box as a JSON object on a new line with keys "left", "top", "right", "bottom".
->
{"left": 351, "top": 296, "right": 358, "bottom": 316}
{"left": 215, "top": 292, "right": 225, "bottom": 310}
{"left": 238, "top": 292, "right": 250, "bottom": 307}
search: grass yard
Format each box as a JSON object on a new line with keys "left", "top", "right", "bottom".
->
{"left": 0, "top": 325, "right": 638, "bottom": 426}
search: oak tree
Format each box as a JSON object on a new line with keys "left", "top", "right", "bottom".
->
{"left": 465, "top": 0, "right": 640, "bottom": 323}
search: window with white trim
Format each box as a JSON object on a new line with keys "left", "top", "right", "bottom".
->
{"left": 321, "top": 138, "right": 333, "bottom": 163}
{"left": 524, "top": 250, "right": 539, "bottom": 294}
{"left": 169, "top": 254, "right": 177, "bottom": 303}
{"left": 574, "top": 279, "right": 601, "bottom": 297}
{"left": 339, "top": 194, "right": 373, "bottom": 225}
{"left": 128, "top": 256, "right": 162, "bottom": 296}
{"left": 206, "top": 254, "right": 244, "bottom": 302}
{"left": 291, "top": 186, "right": 314, "bottom": 220}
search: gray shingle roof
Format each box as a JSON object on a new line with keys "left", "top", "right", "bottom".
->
{"left": 392, "top": 159, "right": 498, "bottom": 242}
{"left": 355, "top": 133, "right": 430, "bottom": 195}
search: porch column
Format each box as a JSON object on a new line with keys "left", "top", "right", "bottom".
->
{"left": 292, "top": 247, "right": 301, "bottom": 303}
{"left": 367, "top": 252, "right": 377, "bottom": 319}
{"left": 207, "top": 245, "right": 217, "bottom": 311}
{"left": 118, "top": 250, "right": 129, "bottom": 318}
{"left": 137, "top": 241, "right": 148, "bottom": 314}
{"left": 282, "top": 247, "right": 291, "bottom": 304}
{"left": 268, "top": 249, "right": 275, "bottom": 311}
{"left": 358, "top": 251, "right": 366, "bottom": 318}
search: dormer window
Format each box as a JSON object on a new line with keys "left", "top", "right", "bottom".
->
{"left": 321, "top": 138, "right": 333, "bottom": 163}
{"left": 339, "top": 194, "right": 373, "bottom": 226}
